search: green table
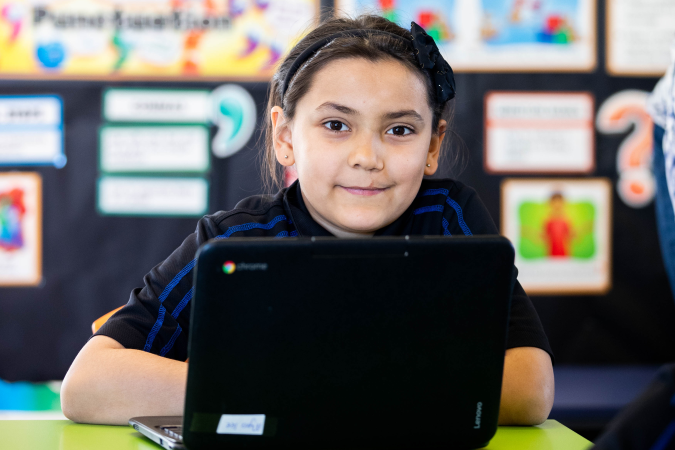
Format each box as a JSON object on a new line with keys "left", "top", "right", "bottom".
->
{"left": 2, "top": 419, "right": 591, "bottom": 449}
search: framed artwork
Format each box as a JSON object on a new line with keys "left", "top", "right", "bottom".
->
{"left": 606, "top": 0, "right": 675, "bottom": 76}
{"left": 0, "top": 172, "right": 42, "bottom": 286}
{"left": 337, "top": 0, "right": 597, "bottom": 72}
{"left": 0, "top": 0, "right": 318, "bottom": 80}
{"left": 501, "top": 178, "right": 612, "bottom": 295}
{"left": 484, "top": 91, "right": 595, "bottom": 174}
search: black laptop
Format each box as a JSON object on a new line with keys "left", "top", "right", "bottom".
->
{"left": 130, "top": 236, "right": 515, "bottom": 449}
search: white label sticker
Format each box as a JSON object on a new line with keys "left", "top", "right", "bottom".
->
{"left": 0, "top": 96, "right": 65, "bottom": 167}
{"left": 100, "top": 126, "right": 209, "bottom": 173}
{"left": 97, "top": 176, "right": 208, "bottom": 217}
{"left": 0, "top": 96, "right": 61, "bottom": 126}
{"left": 216, "top": 414, "right": 266, "bottom": 436}
{"left": 103, "top": 89, "right": 211, "bottom": 123}
{"left": 607, "top": 0, "right": 675, "bottom": 76}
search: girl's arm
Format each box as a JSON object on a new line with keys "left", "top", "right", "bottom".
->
{"left": 60, "top": 335, "right": 188, "bottom": 425}
{"left": 62, "top": 340, "right": 553, "bottom": 426}
{"left": 498, "top": 346, "right": 555, "bottom": 425}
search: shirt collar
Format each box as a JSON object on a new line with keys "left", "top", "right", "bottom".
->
{"left": 283, "top": 181, "right": 422, "bottom": 237}
{"left": 283, "top": 181, "right": 333, "bottom": 237}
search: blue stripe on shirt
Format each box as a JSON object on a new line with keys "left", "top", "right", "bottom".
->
{"left": 442, "top": 218, "right": 452, "bottom": 236}
{"left": 159, "top": 324, "right": 182, "bottom": 357}
{"left": 446, "top": 197, "right": 472, "bottom": 236}
{"left": 158, "top": 288, "right": 193, "bottom": 357}
{"left": 414, "top": 205, "right": 444, "bottom": 215}
{"left": 419, "top": 188, "right": 472, "bottom": 236}
{"left": 215, "top": 215, "right": 288, "bottom": 240}
{"left": 143, "top": 216, "right": 289, "bottom": 353}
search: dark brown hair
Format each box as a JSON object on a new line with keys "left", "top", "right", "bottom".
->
{"left": 261, "top": 14, "right": 455, "bottom": 191}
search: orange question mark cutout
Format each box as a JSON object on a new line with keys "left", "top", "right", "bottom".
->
{"left": 596, "top": 90, "right": 654, "bottom": 208}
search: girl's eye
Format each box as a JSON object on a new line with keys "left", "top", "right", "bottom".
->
{"left": 387, "top": 126, "right": 413, "bottom": 136}
{"left": 323, "top": 121, "right": 349, "bottom": 132}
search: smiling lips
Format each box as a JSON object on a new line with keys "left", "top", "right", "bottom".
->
{"left": 340, "top": 185, "right": 389, "bottom": 196}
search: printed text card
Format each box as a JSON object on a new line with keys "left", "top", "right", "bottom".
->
{"left": 97, "top": 176, "right": 208, "bottom": 217}
{"left": 606, "top": 0, "right": 675, "bottom": 76}
{"left": 485, "top": 92, "right": 594, "bottom": 174}
{"left": 100, "top": 125, "right": 210, "bottom": 173}
{"left": 0, "top": 96, "right": 64, "bottom": 167}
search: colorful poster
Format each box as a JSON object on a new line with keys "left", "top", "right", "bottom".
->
{"left": 0, "top": 0, "right": 318, "bottom": 80}
{"left": 606, "top": 0, "right": 675, "bottom": 76}
{"left": 338, "top": 0, "right": 596, "bottom": 72}
{"left": 0, "top": 95, "right": 64, "bottom": 167}
{"left": 97, "top": 176, "right": 209, "bottom": 217}
{"left": 501, "top": 178, "right": 611, "bottom": 295}
{"left": 484, "top": 91, "right": 594, "bottom": 174}
{"left": 0, "top": 172, "right": 41, "bottom": 286}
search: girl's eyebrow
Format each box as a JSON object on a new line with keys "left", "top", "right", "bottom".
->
{"left": 316, "top": 102, "right": 424, "bottom": 123}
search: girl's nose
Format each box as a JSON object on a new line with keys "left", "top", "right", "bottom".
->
{"left": 347, "top": 136, "right": 384, "bottom": 171}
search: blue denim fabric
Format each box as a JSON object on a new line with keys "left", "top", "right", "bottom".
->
{"left": 653, "top": 124, "right": 675, "bottom": 301}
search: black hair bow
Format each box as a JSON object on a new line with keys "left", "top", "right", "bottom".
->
{"left": 410, "top": 22, "right": 456, "bottom": 103}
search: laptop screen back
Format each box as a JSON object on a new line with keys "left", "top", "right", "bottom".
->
{"left": 184, "top": 236, "right": 514, "bottom": 450}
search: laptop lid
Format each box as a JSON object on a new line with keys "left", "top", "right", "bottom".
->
{"left": 183, "top": 236, "right": 514, "bottom": 450}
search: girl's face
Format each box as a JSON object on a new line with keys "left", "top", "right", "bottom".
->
{"left": 271, "top": 58, "right": 445, "bottom": 237}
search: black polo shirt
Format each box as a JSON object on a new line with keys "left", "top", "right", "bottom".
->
{"left": 96, "top": 178, "right": 553, "bottom": 362}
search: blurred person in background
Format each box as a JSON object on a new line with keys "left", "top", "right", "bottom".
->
{"left": 592, "top": 42, "right": 675, "bottom": 450}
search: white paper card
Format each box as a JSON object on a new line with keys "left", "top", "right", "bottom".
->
{"left": 103, "top": 89, "right": 211, "bottom": 123}
{"left": 98, "top": 177, "right": 208, "bottom": 216}
{"left": 607, "top": 0, "right": 675, "bottom": 76}
{"left": 0, "top": 96, "right": 65, "bottom": 167}
{"left": 485, "top": 92, "right": 594, "bottom": 173}
{"left": 100, "top": 126, "right": 209, "bottom": 173}
{"left": 217, "top": 414, "right": 266, "bottom": 435}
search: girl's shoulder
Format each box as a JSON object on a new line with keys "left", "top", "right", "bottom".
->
{"left": 417, "top": 178, "right": 497, "bottom": 235}
{"left": 418, "top": 177, "right": 479, "bottom": 203}
{"left": 199, "top": 188, "right": 293, "bottom": 239}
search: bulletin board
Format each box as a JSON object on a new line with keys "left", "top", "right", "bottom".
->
{"left": 1, "top": 0, "right": 675, "bottom": 382}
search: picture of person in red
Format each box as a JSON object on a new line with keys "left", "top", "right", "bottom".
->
{"left": 543, "top": 192, "right": 573, "bottom": 257}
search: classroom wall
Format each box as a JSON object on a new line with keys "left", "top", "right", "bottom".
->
{"left": 2, "top": 0, "right": 675, "bottom": 381}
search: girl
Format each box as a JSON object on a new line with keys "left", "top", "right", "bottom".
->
{"left": 61, "top": 14, "right": 554, "bottom": 426}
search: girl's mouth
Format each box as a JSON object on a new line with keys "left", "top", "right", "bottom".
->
{"left": 339, "top": 186, "right": 389, "bottom": 196}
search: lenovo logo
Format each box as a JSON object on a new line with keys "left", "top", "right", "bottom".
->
{"left": 473, "top": 402, "right": 483, "bottom": 429}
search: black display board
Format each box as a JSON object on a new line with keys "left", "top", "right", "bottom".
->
{"left": 2, "top": 0, "right": 675, "bottom": 381}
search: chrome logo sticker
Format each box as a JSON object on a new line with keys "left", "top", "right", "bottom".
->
{"left": 223, "top": 261, "right": 236, "bottom": 274}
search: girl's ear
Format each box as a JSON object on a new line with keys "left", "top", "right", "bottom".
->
{"left": 271, "top": 106, "right": 295, "bottom": 166}
{"left": 424, "top": 119, "right": 446, "bottom": 175}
